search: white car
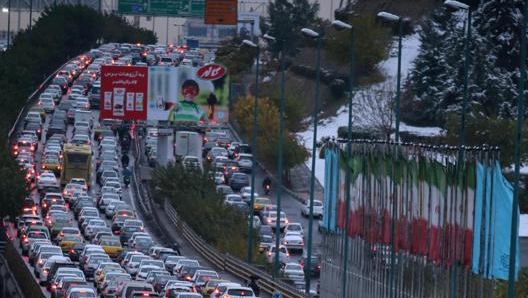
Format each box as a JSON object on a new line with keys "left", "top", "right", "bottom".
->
{"left": 265, "top": 244, "right": 290, "bottom": 265}
{"left": 224, "top": 194, "right": 243, "bottom": 205}
{"left": 301, "top": 199, "right": 324, "bottom": 218}
{"left": 281, "top": 262, "right": 305, "bottom": 283}
{"left": 236, "top": 153, "right": 253, "bottom": 173}
{"left": 281, "top": 231, "right": 304, "bottom": 252}
{"left": 214, "top": 171, "right": 225, "bottom": 185}
{"left": 284, "top": 222, "right": 304, "bottom": 237}
{"left": 37, "top": 171, "right": 59, "bottom": 190}
{"left": 239, "top": 186, "right": 258, "bottom": 203}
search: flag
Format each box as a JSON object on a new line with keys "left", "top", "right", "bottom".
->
{"left": 473, "top": 161, "right": 519, "bottom": 280}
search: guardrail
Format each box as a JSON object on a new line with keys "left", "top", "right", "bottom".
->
{"left": 7, "top": 58, "right": 80, "bottom": 146}
{"left": 163, "top": 199, "right": 309, "bottom": 298}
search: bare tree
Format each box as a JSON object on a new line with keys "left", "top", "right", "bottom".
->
{"left": 353, "top": 81, "right": 395, "bottom": 140}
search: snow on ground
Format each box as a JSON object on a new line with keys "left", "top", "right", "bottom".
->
{"left": 297, "top": 33, "right": 433, "bottom": 187}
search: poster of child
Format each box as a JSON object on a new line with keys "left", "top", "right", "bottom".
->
{"left": 168, "top": 79, "right": 207, "bottom": 123}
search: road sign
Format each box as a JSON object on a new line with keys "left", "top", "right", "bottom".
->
{"left": 204, "top": 0, "right": 237, "bottom": 25}
{"left": 118, "top": 0, "right": 205, "bottom": 17}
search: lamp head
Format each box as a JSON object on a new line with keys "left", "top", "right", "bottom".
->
{"left": 242, "top": 39, "right": 258, "bottom": 48}
{"left": 263, "top": 33, "right": 276, "bottom": 42}
{"left": 377, "top": 11, "right": 401, "bottom": 22}
{"left": 332, "top": 20, "right": 352, "bottom": 30}
{"left": 301, "top": 28, "right": 320, "bottom": 38}
{"left": 444, "top": 0, "right": 469, "bottom": 10}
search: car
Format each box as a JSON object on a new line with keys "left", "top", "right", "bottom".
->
{"left": 301, "top": 199, "right": 324, "bottom": 218}
{"left": 281, "top": 231, "right": 304, "bottom": 252}
{"left": 214, "top": 183, "right": 233, "bottom": 195}
{"left": 217, "top": 285, "right": 256, "bottom": 298}
{"left": 37, "top": 171, "right": 59, "bottom": 191}
{"left": 281, "top": 262, "right": 305, "bottom": 284}
{"left": 284, "top": 222, "right": 304, "bottom": 237}
{"left": 206, "top": 146, "right": 228, "bottom": 162}
{"left": 236, "top": 153, "right": 253, "bottom": 173}
{"left": 258, "top": 234, "right": 273, "bottom": 253}
{"left": 262, "top": 211, "right": 289, "bottom": 231}
{"left": 265, "top": 244, "right": 290, "bottom": 265}
{"left": 99, "top": 236, "right": 123, "bottom": 259}
{"left": 253, "top": 197, "right": 272, "bottom": 214}
{"left": 214, "top": 171, "right": 226, "bottom": 185}
{"left": 299, "top": 252, "right": 321, "bottom": 277}
{"left": 239, "top": 186, "right": 258, "bottom": 203}
{"left": 224, "top": 194, "right": 243, "bottom": 205}
{"left": 228, "top": 172, "right": 249, "bottom": 191}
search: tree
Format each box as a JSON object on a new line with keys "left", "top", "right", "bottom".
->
{"left": 0, "top": 131, "right": 28, "bottom": 219}
{"left": 233, "top": 95, "right": 309, "bottom": 173}
{"left": 354, "top": 82, "right": 395, "bottom": 140}
{"left": 325, "top": 15, "right": 390, "bottom": 76}
{"left": 266, "top": 0, "right": 320, "bottom": 56}
{"left": 403, "top": 5, "right": 476, "bottom": 127}
{"left": 215, "top": 37, "right": 256, "bottom": 82}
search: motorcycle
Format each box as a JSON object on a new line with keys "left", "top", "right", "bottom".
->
{"left": 123, "top": 176, "right": 130, "bottom": 188}
{"left": 264, "top": 184, "right": 271, "bottom": 195}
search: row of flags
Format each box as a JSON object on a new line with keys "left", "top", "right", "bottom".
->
{"left": 321, "top": 144, "right": 519, "bottom": 280}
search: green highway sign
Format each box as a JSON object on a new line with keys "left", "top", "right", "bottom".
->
{"left": 118, "top": 0, "right": 205, "bottom": 17}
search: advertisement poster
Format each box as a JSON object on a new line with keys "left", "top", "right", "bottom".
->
{"left": 147, "top": 64, "right": 230, "bottom": 123}
{"left": 100, "top": 65, "right": 148, "bottom": 120}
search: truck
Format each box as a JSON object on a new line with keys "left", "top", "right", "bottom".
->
{"left": 174, "top": 131, "right": 202, "bottom": 162}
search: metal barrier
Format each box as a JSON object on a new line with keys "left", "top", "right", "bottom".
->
{"left": 7, "top": 58, "right": 80, "bottom": 146}
{"left": 163, "top": 199, "right": 309, "bottom": 298}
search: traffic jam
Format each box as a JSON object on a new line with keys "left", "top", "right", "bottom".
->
{"left": 10, "top": 42, "right": 323, "bottom": 298}
{"left": 10, "top": 44, "right": 265, "bottom": 298}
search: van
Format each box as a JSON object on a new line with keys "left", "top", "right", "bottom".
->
{"left": 174, "top": 131, "right": 202, "bottom": 162}
{"left": 89, "top": 82, "right": 101, "bottom": 109}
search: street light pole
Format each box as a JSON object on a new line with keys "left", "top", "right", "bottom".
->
{"left": 7, "top": 0, "right": 11, "bottom": 48}
{"left": 242, "top": 39, "right": 259, "bottom": 264}
{"left": 377, "top": 11, "right": 403, "bottom": 143}
{"left": 377, "top": 11, "right": 405, "bottom": 298}
{"left": 332, "top": 19, "right": 353, "bottom": 298}
{"left": 301, "top": 27, "right": 321, "bottom": 295}
{"left": 444, "top": 0, "right": 471, "bottom": 159}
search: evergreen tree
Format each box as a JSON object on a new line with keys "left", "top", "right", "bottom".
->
{"left": 405, "top": 7, "right": 461, "bottom": 125}
{"left": 474, "top": 0, "right": 525, "bottom": 72}
{"left": 267, "top": 0, "right": 320, "bottom": 56}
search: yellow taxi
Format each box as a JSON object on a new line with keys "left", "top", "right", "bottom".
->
{"left": 202, "top": 279, "right": 230, "bottom": 296}
{"left": 59, "top": 234, "right": 83, "bottom": 253}
{"left": 41, "top": 155, "right": 61, "bottom": 173}
{"left": 99, "top": 236, "right": 123, "bottom": 258}
{"left": 253, "top": 197, "right": 273, "bottom": 213}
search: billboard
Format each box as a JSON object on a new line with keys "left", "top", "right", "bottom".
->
{"left": 147, "top": 64, "right": 230, "bottom": 123}
{"left": 237, "top": 11, "right": 261, "bottom": 39}
{"left": 100, "top": 65, "right": 148, "bottom": 120}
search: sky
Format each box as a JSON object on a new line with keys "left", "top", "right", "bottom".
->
{"left": 296, "top": 32, "right": 528, "bottom": 234}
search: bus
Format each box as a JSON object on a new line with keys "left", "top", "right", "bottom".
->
{"left": 60, "top": 143, "right": 92, "bottom": 186}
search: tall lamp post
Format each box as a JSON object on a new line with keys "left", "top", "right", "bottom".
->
{"left": 241, "top": 39, "right": 260, "bottom": 264}
{"left": 443, "top": 0, "right": 471, "bottom": 159}
{"left": 6, "top": 0, "right": 11, "bottom": 48}
{"left": 443, "top": 2, "right": 471, "bottom": 297}
{"left": 259, "top": 33, "right": 288, "bottom": 278}
{"left": 300, "top": 27, "right": 322, "bottom": 295}
{"left": 377, "top": 11, "right": 404, "bottom": 298}
{"left": 332, "top": 19, "right": 353, "bottom": 298}
{"left": 377, "top": 11, "right": 403, "bottom": 143}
